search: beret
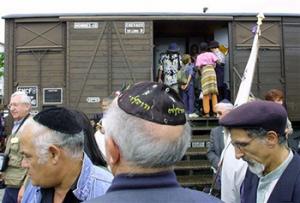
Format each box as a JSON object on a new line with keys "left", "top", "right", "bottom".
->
{"left": 219, "top": 100, "right": 287, "bottom": 136}
{"left": 33, "top": 107, "right": 82, "bottom": 134}
{"left": 118, "top": 81, "right": 186, "bottom": 125}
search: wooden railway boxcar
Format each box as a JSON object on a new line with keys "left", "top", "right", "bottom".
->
{"left": 3, "top": 13, "right": 300, "bottom": 121}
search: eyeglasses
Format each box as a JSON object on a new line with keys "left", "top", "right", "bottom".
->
{"left": 231, "top": 137, "right": 257, "bottom": 150}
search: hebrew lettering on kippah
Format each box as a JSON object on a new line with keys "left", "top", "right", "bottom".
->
{"left": 168, "top": 104, "right": 185, "bottom": 116}
{"left": 129, "top": 95, "right": 151, "bottom": 111}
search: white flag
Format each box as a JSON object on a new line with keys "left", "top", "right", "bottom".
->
{"left": 220, "top": 13, "right": 265, "bottom": 203}
{"left": 234, "top": 13, "right": 265, "bottom": 107}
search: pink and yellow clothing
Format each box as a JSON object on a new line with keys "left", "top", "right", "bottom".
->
{"left": 196, "top": 52, "right": 218, "bottom": 68}
{"left": 196, "top": 52, "right": 218, "bottom": 115}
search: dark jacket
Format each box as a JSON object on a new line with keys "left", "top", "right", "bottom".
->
{"left": 84, "top": 171, "right": 223, "bottom": 203}
{"left": 288, "top": 131, "right": 300, "bottom": 154}
{"left": 207, "top": 126, "right": 225, "bottom": 170}
{"left": 241, "top": 152, "right": 300, "bottom": 203}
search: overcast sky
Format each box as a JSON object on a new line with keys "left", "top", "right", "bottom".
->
{"left": 1, "top": 0, "right": 300, "bottom": 43}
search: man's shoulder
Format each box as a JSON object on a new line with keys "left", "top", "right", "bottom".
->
{"left": 177, "top": 187, "right": 223, "bottom": 202}
{"left": 286, "top": 152, "right": 300, "bottom": 179}
{"left": 82, "top": 155, "right": 113, "bottom": 184}
{"left": 159, "top": 53, "right": 168, "bottom": 60}
{"left": 85, "top": 187, "right": 222, "bottom": 203}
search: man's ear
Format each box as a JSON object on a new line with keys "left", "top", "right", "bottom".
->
{"left": 265, "top": 131, "right": 279, "bottom": 147}
{"left": 48, "top": 145, "right": 61, "bottom": 164}
{"left": 106, "top": 137, "right": 120, "bottom": 165}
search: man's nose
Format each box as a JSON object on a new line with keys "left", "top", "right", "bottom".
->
{"left": 234, "top": 146, "right": 244, "bottom": 159}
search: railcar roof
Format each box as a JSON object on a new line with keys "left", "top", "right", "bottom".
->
{"left": 3, "top": 12, "right": 300, "bottom": 19}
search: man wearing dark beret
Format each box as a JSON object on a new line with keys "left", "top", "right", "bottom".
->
{"left": 219, "top": 100, "right": 300, "bottom": 203}
{"left": 18, "top": 107, "right": 113, "bottom": 202}
{"left": 86, "top": 81, "right": 222, "bottom": 203}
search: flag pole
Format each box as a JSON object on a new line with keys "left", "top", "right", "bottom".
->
{"left": 214, "top": 13, "right": 265, "bottom": 198}
{"left": 234, "top": 13, "right": 265, "bottom": 107}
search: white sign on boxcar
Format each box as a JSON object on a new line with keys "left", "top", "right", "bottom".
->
{"left": 74, "top": 22, "right": 99, "bottom": 29}
{"left": 86, "top": 97, "right": 100, "bottom": 103}
{"left": 125, "top": 22, "right": 145, "bottom": 34}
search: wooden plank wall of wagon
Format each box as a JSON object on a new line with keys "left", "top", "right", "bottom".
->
{"left": 110, "top": 21, "right": 153, "bottom": 90}
{"left": 5, "top": 20, "right": 65, "bottom": 110}
{"left": 68, "top": 20, "right": 153, "bottom": 116}
{"left": 4, "top": 19, "right": 15, "bottom": 104}
{"left": 283, "top": 17, "right": 300, "bottom": 121}
{"left": 68, "top": 21, "right": 109, "bottom": 114}
{"left": 231, "top": 17, "right": 284, "bottom": 104}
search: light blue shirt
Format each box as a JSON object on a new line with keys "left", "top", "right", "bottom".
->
{"left": 12, "top": 118, "right": 25, "bottom": 134}
{"left": 21, "top": 153, "right": 113, "bottom": 203}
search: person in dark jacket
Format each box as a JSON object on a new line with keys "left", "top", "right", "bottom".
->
{"left": 207, "top": 99, "right": 234, "bottom": 171}
{"left": 85, "top": 81, "right": 222, "bottom": 203}
{"left": 220, "top": 100, "right": 300, "bottom": 203}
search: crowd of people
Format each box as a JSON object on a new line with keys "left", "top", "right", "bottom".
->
{"left": 158, "top": 41, "right": 230, "bottom": 118}
{"left": 0, "top": 81, "right": 297, "bottom": 203}
{"left": 0, "top": 45, "right": 297, "bottom": 202}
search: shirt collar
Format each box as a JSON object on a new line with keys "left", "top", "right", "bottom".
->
{"left": 72, "top": 153, "right": 90, "bottom": 199}
{"left": 107, "top": 170, "right": 180, "bottom": 192}
{"left": 260, "top": 149, "right": 293, "bottom": 182}
{"left": 13, "top": 118, "right": 24, "bottom": 126}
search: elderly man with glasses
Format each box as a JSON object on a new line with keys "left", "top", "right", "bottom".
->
{"left": 219, "top": 100, "right": 300, "bottom": 203}
{"left": 2, "top": 91, "right": 32, "bottom": 203}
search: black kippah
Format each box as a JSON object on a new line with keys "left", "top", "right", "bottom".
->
{"left": 118, "top": 81, "right": 186, "bottom": 125}
{"left": 33, "top": 107, "right": 82, "bottom": 134}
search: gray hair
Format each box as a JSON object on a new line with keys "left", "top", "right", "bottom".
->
{"left": 245, "top": 128, "right": 287, "bottom": 145}
{"left": 103, "top": 99, "right": 191, "bottom": 168}
{"left": 11, "top": 91, "right": 32, "bottom": 105}
{"left": 19, "top": 117, "right": 84, "bottom": 164}
{"left": 215, "top": 102, "right": 233, "bottom": 111}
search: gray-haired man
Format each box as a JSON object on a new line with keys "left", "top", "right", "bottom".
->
{"left": 207, "top": 99, "right": 234, "bottom": 171}
{"left": 86, "top": 81, "right": 222, "bottom": 203}
{"left": 19, "top": 107, "right": 113, "bottom": 202}
{"left": 2, "top": 91, "right": 31, "bottom": 203}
